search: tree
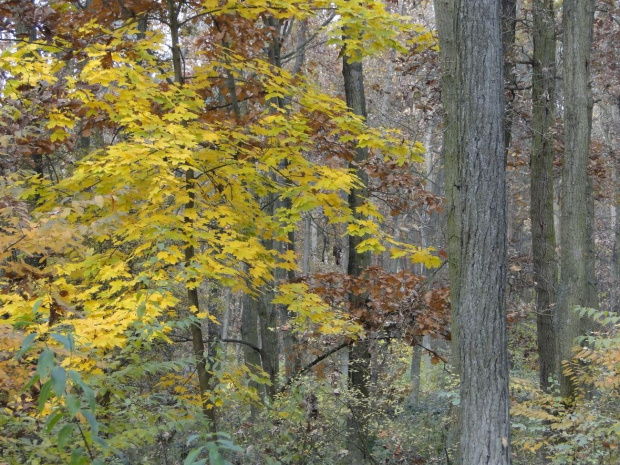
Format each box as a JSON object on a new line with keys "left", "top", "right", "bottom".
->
{"left": 342, "top": 36, "right": 373, "bottom": 465}
{"left": 1, "top": 1, "right": 442, "bottom": 462}
{"left": 433, "top": 0, "right": 460, "bottom": 373}
{"left": 165, "top": 0, "right": 217, "bottom": 430}
{"left": 453, "top": 0, "right": 511, "bottom": 462}
{"left": 556, "top": 0, "right": 595, "bottom": 400}
{"left": 531, "top": 0, "right": 558, "bottom": 392}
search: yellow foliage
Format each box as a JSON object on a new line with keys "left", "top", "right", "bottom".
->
{"left": 0, "top": 3, "right": 436, "bottom": 442}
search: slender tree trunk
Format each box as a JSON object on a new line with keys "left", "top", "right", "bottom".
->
{"left": 254, "top": 178, "right": 279, "bottom": 399}
{"left": 220, "top": 288, "right": 231, "bottom": 351}
{"left": 292, "top": 19, "right": 308, "bottom": 76}
{"left": 18, "top": 2, "right": 47, "bottom": 270}
{"left": 454, "top": 0, "right": 510, "bottom": 463}
{"left": 531, "top": 0, "right": 558, "bottom": 392}
{"left": 433, "top": 2, "right": 461, "bottom": 459}
{"left": 600, "top": 102, "right": 620, "bottom": 313}
{"left": 267, "top": 15, "right": 302, "bottom": 378}
{"left": 585, "top": 175, "right": 598, "bottom": 313}
{"left": 556, "top": 0, "right": 595, "bottom": 400}
{"left": 502, "top": 0, "right": 517, "bottom": 153}
{"left": 167, "top": 0, "right": 217, "bottom": 431}
{"left": 433, "top": 0, "right": 461, "bottom": 373}
{"left": 258, "top": 292, "right": 278, "bottom": 399}
{"left": 303, "top": 214, "right": 311, "bottom": 275}
{"left": 408, "top": 124, "right": 437, "bottom": 405}
{"left": 611, "top": 102, "right": 620, "bottom": 312}
{"left": 408, "top": 338, "right": 423, "bottom": 408}
{"left": 342, "top": 51, "right": 373, "bottom": 463}
{"left": 241, "top": 293, "right": 263, "bottom": 418}
{"left": 614, "top": 180, "right": 620, "bottom": 313}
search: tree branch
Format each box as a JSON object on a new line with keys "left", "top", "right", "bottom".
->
{"left": 221, "top": 338, "right": 263, "bottom": 355}
{"left": 277, "top": 341, "right": 350, "bottom": 394}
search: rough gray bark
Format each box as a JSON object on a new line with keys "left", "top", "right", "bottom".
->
{"left": 454, "top": 0, "right": 511, "bottom": 463}
{"left": 556, "top": 0, "right": 595, "bottom": 400}
{"left": 531, "top": 0, "right": 558, "bottom": 392}
{"left": 342, "top": 52, "right": 373, "bottom": 463}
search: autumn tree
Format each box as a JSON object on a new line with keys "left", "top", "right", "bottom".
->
{"left": 0, "top": 0, "right": 446, "bottom": 463}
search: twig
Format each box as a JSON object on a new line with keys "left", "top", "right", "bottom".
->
{"left": 76, "top": 421, "right": 94, "bottom": 460}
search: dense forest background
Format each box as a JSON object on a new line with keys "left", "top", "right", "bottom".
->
{"left": 0, "top": 0, "right": 619, "bottom": 464}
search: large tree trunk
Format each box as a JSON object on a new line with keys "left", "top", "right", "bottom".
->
{"left": 342, "top": 53, "right": 373, "bottom": 463}
{"left": 531, "top": 0, "right": 558, "bottom": 392}
{"left": 454, "top": 0, "right": 511, "bottom": 463}
{"left": 556, "top": 0, "right": 595, "bottom": 400}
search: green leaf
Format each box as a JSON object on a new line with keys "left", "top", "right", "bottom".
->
{"left": 70, "top": 448, "right": 88, "bottom": 465}
{"left": 184, "top": 447, "right": 204, "bottom": 465}
{"left": 207, "top": 442, "right": 226, "bottom": 465}
{"left": 58, "top": 423, "right": 74, "bottom": 448}
{"left": 51, "top": 333, "right": 75, "bottom": 351}
{"left": 217, "top": 439, "right": 243, "bottom": 453}
{"left": 15, "top": 332, "right": 37, "bottom": 359}
{"left": 37, "top": 349, "right": 55, "bottom": 378}
{"left": 137, "top": 300, "right": 146, "bottom": 318}
{"left": 93, "top": 435, "right": 108, "bottom": 449}
{"left": 186, "top": 434, "right": 200, "bottom": 446}
{"left": 45, "top": 410, "right": 66, "bottom": 433}
{"left": 82, "top": 410, "right": 99, "bottom": 437}
{"left": 32, "top": 298, "right": 43, "bottom": 312}
{"left": 51, "top": 367, "right": 67, "bottom": 396}
{"left": 21, "top": 373, "right": 40, "bottom": 395}
{"left": 65, "top": 394, "right": 80, "bottom": 417}
{"left": 68, "top": 370, "right": 96, "bottom": 412}
{"left": 38, "top": 380, "right": 52, "bottom": 411}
